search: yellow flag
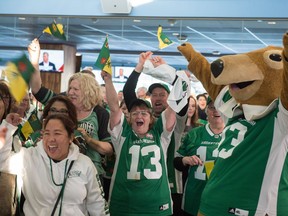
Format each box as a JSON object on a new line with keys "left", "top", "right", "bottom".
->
{"left": 43, "top": 21, "right": 66, "bottom": 40}
{"left": 157, "top": 25, "right": 173, "bottom": 49}
{"left": 5, "top": 54, "right": 34, "bottom": 102}
{"left": 204, "top": 161, "right": 215, "bottom": 179}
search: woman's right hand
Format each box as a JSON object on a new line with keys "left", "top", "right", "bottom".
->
{"left": 182, "top": 155, "right": 203, "bottom": 166}
{"left": 101, "top": 70, "right": 112, "bottom": 82}
{"left": 5, "top": 113, "right": 22, "bottom": 127}
{"left": 27, "top": 38, "right": 40, "bottom": 65}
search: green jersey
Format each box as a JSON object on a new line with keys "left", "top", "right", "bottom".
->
{"left": 199, "top": 87, "right": 288, "bottom": 216}
{"left": 108, "top": 114, "right": 173, "bottom": 216}
{"left": 78, "top": 110, "right": 107, "bottom": 175}
{"left": 177, "top": 124, "right": 222, "bottom": 215}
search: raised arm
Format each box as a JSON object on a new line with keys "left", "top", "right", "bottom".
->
{"left": 101, "top": 71, "right": 122, "bottom": 130}
{"left": 28, "top": 38, "right": 42, "bottom": 95}
{"left": 164, "top": 106, "right": 176, "bottom": 132}
{"left": 123, "top": 51, "right": 153, "bottom": 109}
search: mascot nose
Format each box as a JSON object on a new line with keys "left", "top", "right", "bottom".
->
{"left": 211, "top": 59, "right": 224, "bottom": 78}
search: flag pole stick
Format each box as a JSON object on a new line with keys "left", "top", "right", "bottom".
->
{"left": 37, "top": 32, "right": 43, "bottom": 40}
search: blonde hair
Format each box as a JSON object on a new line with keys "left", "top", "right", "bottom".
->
{"left": 68, "top": 73, "right": 103, "bottom": 110}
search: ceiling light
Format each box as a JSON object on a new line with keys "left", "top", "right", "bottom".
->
{"left": 133, "top": 19, "right": 141, "bottom": 22}
{"left": 212, "top": 50, "right": 221, "bottom": 55}
{"left": 92, "top": 18, "right": 98, "bottom": 24}
{"left": 177, "top": 34, "right": 188, "bottom": 42}
{"left": 268, "top": 21, "right": 276, "bottom": 25}
{"left": 18, "top": 17, "right": 26, "bottom": 20}
{"left": 173, "top": 32, "right": 179, "bottom": 36}
{"left": 168, "top": 19, "right": 177, "bottom": 26}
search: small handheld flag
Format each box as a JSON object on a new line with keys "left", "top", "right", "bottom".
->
{"left": 157, "top": 25, "right": 173, "bottom": 50}
{"left": 42, "top": 21, "right": 66, "bottom": 40}
{"left": 5, "top": 54, "right": 34, "bottom": 102}
{"left": 95, "top": 36, "right": 112, "bottom": 75}
{"left": 18, "top": 110, "right": 42, "bottom": 142}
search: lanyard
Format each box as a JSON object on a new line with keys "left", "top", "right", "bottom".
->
{"left": 50, "top": 159, "right": 74, "bottom": 216}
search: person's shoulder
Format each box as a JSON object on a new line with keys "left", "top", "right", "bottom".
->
{"left": 49, "top": 62, "right": 55, "bottom": 66}
{"left": 188, "top": 124, "right": 205, "bottom": 134}
{"left": 93, "top": 105, "right": 109, "bottom": 114}
{"left": 39, "top": 61, "right": 44, "bottom": 65}
{"left": 76, "top": 153, "right": 96, "bottom": 169}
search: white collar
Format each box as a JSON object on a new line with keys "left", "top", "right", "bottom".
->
{"left": 217, "top": 87, "right": 278, "bottom": 121}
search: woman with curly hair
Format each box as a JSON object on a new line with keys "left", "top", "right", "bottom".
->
{"left": 28, "top": 39, "right": 113, "bottom": 181}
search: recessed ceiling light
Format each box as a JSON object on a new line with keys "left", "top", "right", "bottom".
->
{"left": 177, "top": 34, "right": 187, "bottom": 40}
{"left": 173, "top": 32, "right": 179, "bottom": 36}
{"left": 18, "top": 17, "right": 26, "bottom": 20}
{"left": 212, "top": 50, "right": 221, "bottom": 55}
{"left": 168, "top": 19, "right": 177, "bottom": 26}
{"left": 268, "top": 21, "right": 276, "bottom": 25}
{"left": 133, "top": 19, "right": 141, "bottom": 23}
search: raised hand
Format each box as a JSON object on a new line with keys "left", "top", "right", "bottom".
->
{"left": 135, "top": 51, "right": 153, "bottom": 72}
{"left": 5, "top": 113, "right": 22, "bottom": 126}
{"left": 101, "top": 70, "right": 112, "bottom": 82}
{"left": 150, "top": 56, "right": 166, "bottom": 68}
{"left": 28, "top": 38, "right": 41, "bottom": 66}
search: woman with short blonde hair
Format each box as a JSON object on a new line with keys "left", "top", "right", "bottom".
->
{"left": 68, "top": 73, "right": 103, "bottom": 110}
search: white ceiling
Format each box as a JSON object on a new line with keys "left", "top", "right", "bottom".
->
{"left": 0, "top": 16, "right": 287, "bottom": 69}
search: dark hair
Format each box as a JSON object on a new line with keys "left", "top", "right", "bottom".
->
{"left": 0, "top": 80, "right": 12, "bottom": 119}
{"left": 42, "top": 95, "right": 78, "bottom": 127}
{"left": 196, "top": 93, "right": 207, "bottom": 101}
{"left": 119, "top": 99, "right": 126, "bottom": 108}
{"left": 43, "top": 114, "right": 76, "bottom": 137}
{"left": 187, "top": 96, "right": 201, "bottom": 127}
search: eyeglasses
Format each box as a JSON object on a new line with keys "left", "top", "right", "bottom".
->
{"left": 131, "top": 110, "right": 150, "bottom": 117}
{"left": 49, "top": 107, "right": 68, "bottom": 114}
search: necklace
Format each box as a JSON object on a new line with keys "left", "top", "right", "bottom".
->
{"left": 49, "top": 158, "right": 68, "bottom": 186}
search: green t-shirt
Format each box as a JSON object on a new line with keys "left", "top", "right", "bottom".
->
{"left": 178, "top": 124, "right": 222, "bottom": 215}
{"left": 108, "top": 114, "right": 173, "bottom": 216}
{"left": 78, "top": 111, "right": 106, "bottom": 175}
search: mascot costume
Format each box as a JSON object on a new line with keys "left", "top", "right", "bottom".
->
{"left": 178, "top": 32, "right": 288, "bottom": 216}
